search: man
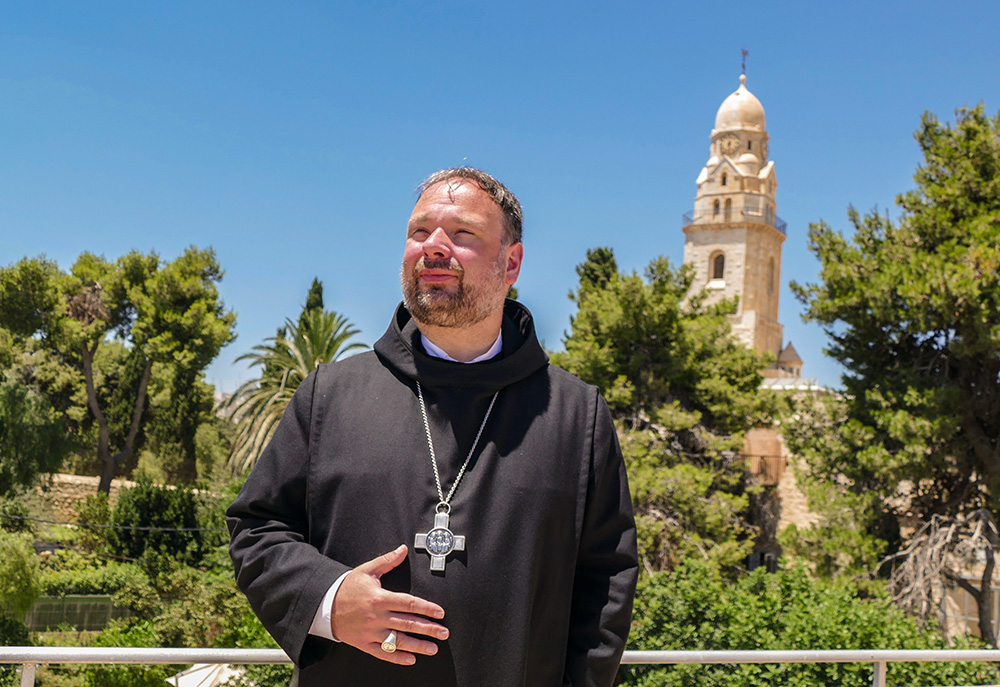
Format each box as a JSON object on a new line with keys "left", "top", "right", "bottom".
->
{"left": 227, "top": 168, "right": 638, "bottom": 686}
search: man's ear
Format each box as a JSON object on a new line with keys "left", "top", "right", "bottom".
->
{"left": 504, "top": 242, "right": 523, "bottom": 286}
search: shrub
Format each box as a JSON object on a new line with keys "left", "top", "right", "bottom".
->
{"left": 0, "top": 615, "right": 30, "bottom": 687}
{"left": 622, "top": 560, "right": 1000, "bottom": 687}
{"left": 0, "top": 497, "right": 34, "bottom": 535}
{"left": 0, "top": 531, "right": 41, "bottom": 618}
{"left": 75, "top": 493, "right": 110, "bottom": 553}
{"left": 82, "top": 619, "right": 174, "bottom": 687}
{"left": 40, "top": 562, "right": 150, "bottom": 597}
{"left": 107, "top": 481, "right": 216, "bottom": 566}
{"left": 227, "top": 664, "right": 294, "bottom": 686}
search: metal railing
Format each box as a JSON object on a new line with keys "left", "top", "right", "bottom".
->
{"left": 4, "top": 647, "right": 1000, "bottom": 687}
{"left": 682, "top": 207, "right": 787, "bottom": 235}
{"left": 743, "top": 453, "right": 786, "bottom": 485}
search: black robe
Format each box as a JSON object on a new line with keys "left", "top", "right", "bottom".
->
{"left": 227, "top": 301, "right": 638, "bottom": 687}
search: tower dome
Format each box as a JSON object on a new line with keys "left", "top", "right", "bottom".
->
{"left": 714, "top": 74, "right": 766, "bottom": 132}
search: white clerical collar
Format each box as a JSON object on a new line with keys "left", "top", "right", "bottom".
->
{"left": 421, "top": 331, "right": 502, "bottom": 363}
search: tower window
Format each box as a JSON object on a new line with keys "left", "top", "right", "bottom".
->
{"left": 748, "top": 141, "right": 753, "bottom": 150}
{"left": 713, "top": 199, "right": 720, "bottom": 216}
{"left": 713, "top": 253, "right": 725, "bottom": 280}
{"left": 721, "top": 173, "right": 727, "bottom": 187}
{"left": 767, "top": 258, "right": 775, "bottom": 295}
{"left": 724, "top": 198, "right": 732, "bottom": 221}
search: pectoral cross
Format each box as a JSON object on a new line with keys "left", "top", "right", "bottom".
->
{"left": 414, "top": 509, "right": 466, "bottom": 572}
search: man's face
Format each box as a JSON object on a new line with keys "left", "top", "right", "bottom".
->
{"left": 401, "top": 180, "right": 523, "bottom": 328}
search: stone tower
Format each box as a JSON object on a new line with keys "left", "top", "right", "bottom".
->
{"left": 682, "top": 73, "right": 789, "bottom": 373}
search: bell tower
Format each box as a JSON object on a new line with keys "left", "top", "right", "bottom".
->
{"left": 682, "top": 72, "right": 788, "bottom": 372}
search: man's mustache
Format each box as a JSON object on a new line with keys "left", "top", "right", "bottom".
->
{"left": 417, "top": 257, "right": 464, "bottom": 274}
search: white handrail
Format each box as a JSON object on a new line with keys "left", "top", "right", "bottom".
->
{"left": 4, "top": 647, "right": 1000, "bottom": 687}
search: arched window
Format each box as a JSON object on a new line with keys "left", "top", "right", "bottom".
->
{"left": 713, "top": 253, "right": 725, "bottom": 280}
{"left": 748, "top": 140, "right": 753, "bottom": 150}
{"left": 721, "top": 173, "right": 727, "bottom": 187}
{"left": 713, "top": 199, "right": 720, "bottom": 216}
{"left": 724, "top": 198, "right": 732, "bottom": 221}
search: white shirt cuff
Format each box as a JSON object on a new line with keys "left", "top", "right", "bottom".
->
{"left": 308, "top": 570, "right": 352, "bottom": 641}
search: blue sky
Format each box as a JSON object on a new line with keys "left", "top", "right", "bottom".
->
{"left": 3, "top": 2, "right": 998, "bottom": 391}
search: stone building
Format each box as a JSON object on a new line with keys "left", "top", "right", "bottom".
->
{"left": 682, "top": 72, "right": 810, "bottom": 386}
{"left": 681, "top": 72, "right": 822, "bottom": 568}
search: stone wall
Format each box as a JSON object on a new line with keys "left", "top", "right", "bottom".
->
{"left": 35, "top": 474, "right": 138, "bottom": 523}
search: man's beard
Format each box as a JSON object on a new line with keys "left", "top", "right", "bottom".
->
{"left": 401, "top": 255, "right": 507, "bottom": 328}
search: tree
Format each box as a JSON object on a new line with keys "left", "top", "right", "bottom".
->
{"left": 301, "top": 277, "right": 324, "bottom": 324}
{"left": 0, "top": 378, "right": 72, "bottom": 496}
{"left": 553, "top": 248, "right": 778, "bottom": 572}
{"left": 788, "top": 105, "right": 1000, "bottom": 638}
{"left": 225, "top": 303, "right": 366, "bottom": 473}
{"left": 883, "top": 510, "right": 999, "bottom": 648}
{"left": 0, "top": 248, "right": 237, "bottom": 492}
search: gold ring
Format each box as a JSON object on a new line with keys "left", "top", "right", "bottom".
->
{"left": 381, "top": 631, "right": 398, "bottom": 653}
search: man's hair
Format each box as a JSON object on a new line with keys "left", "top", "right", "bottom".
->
{"left": 417, "top": 168, "right": 523, "bottom": 245}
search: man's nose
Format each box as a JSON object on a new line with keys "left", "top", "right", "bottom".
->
{"left": 422, "top": 227, "right": 452, "bottom": 257}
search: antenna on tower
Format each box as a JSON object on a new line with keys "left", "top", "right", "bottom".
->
{"left": 741, "top": 48, "right": 749, "bottom": 76}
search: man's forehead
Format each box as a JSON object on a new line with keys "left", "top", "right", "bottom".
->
{"left": 410, "top": 180, "right": 497, "bottom": 220}
{"left": 408, "top": 208, "right": 487, "bottom": 227}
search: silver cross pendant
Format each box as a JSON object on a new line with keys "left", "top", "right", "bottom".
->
{"left": 414, "top": 505, "right": 465, "bottom": 572}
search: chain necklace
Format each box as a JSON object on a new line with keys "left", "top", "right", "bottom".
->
{"left": 412, "top": 381, "right": 499, "bottom": 572}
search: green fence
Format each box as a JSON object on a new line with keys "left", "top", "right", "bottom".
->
{"left": 24, "top": 595, "right": 134, "bottom": 632}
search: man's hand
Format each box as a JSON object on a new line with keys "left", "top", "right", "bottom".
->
{"left": 331, "top": 544, "right": 449, "bottom": 665}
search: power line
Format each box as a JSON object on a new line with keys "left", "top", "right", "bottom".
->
{"left": 0, "top": 513, "right": 226, "bottom": 533}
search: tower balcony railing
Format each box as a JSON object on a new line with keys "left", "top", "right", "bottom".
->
{"left": 5, "top": 647, "right": 1000, "bottom": 687}
{"left": 682, "top": 207, "right": 787, "bottom": 235}
{"left": 742, "top": 453, "right": 786, "bottom": 486}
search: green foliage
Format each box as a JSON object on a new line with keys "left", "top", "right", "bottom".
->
{"left": 301, "top": 277, "right": 324, "bottom": 321}
{"left": 227, "top": 665, "right": 295, "bottom": 687}
{"left": 38, "top": 548, "right": 101, "bottom": 573}
{"left": 4, "top": 343, "right": 89, "bottom": 455}
{"left": 0, "top": 615, "right": 30, "bottom": 687}
{"left": 106, "top": 482, "right": 219, "bottom": 567}
{"left": 144, "top": 364, "right": 217, "bottom": 484}
{"left": 622, "top": 430, "right": 752, "bottom": 572}
{"left": 83, "top": 619, "right": 174, "bottom": 687}
{"left": 575, "top": 246, "right": 618, "bottom": 290}
{"left": 225, "top": 304, "right": 366, "bottom": 473}
{"left": 0, "top": 497, "right": 35, "bottom": 534}
{"left": 554, "top": 249, "right": 779, "bottom": 572}
{"left": 0, "top": 247, "right": 237, "bottom": 491}
{"left": 778, "top": 485, "right": 889, "bottom": 579}
{"left": 787, "top": 106, "right": 1000, "bottom": 584}
{"left": 557, "top": 250, "right": 770, "bottom": 428}
{"left": 0, "top": 379, "right": 71, "bottom": 496}
{"left": 94, "top": 344, "right": 148, "bottom": 474}
{"left": 778, "top": 393, "right": 893, "bottom": 577}
{"left": 0, "top": 531, "right": 41, "bottom": 618}
{"left": 40, "top": 562, "right": 149, "bottom": 597}
{"left": 193, "top": 418, "right": 234, "bottom": 484}
{"left": 74, "top": 493, "right": 111, "bottom": 553}
{"left": 623, "top": 560, "right": 1000, "bottom": 687}
{"left": 0, "top": 257, "right": 61, "bottom": 339}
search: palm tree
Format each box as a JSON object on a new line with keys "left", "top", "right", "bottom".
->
{"left": 225, "top": 308, "right": 366, "bottom": 473}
